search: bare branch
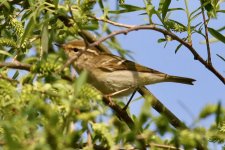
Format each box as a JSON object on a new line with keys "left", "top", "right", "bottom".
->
{"left": 201, "top": 5, "right": 212, "bottom": 65}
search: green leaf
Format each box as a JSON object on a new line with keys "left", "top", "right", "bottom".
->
{"left": 109, "top": 4, "right": 144, "bottom": 14}
{"left": 119, "top": 0, "right": 125, "bottom": 4}
{"left": 0, "top": 0, "right": 10, "bottom": 9}
{"left": 12, "top": 70, "right": 19, "bottom": 79}
{"left": 119, "top": 4, "right": 144, "bottom": 11}
{"left": 199, "top": 104, "right": 217, "bottom": 119}
{"left": 158, "top": 0, "right": 165, "bottom": 12}
{"left": 175, "top": 43, "right": 182, "bottom": 54}
{"left": 74, "top": 70, "right": 88, "bottom": 94}
{"left": 158, "top": 38, "right": 166, "bottom": 43}
{"left": 41, "top": 22, "right": 49, "bottom": 54}
{"left": 82, "top": 20, "right": 99, "bottom": 30}
{"left": 201, "top": 0, "right": 213, "bottom": 12}
{"left": 162, "top": 0, "right": 171, "bottom": 20}
{"left": 216, "top": 101, "right": 222, "bottom": 125}
{"left": 53, "top": 0, "right": 59, "bottom": 8}
{"left": 20, "top": 18, "right": 35, "bottom": 47}
{"left": 0, "top": 50, "right": 13, "bottom": 57}
{"left": 145, "top": 1, "right": 155, "bottom": 23}
{"left": 208, "top": 27, "right": 225, "bottom": 44}
{"left": 216, "top": 54, "right": 225, "bottom": 62}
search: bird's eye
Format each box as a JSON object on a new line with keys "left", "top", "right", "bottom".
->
{"left": 72, "top": 48, "right": 79, "bottom": 52}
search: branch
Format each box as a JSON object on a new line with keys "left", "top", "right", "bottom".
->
{"left": 90, "top": 16, "right": 135, "bottom": 28}
{"left": 89, "top": 18, "right": 225, "bottom": 84}
{"left": 138, "top": 87, "right": 187, "bottom": 129}
{"left": 0, "top": 62, "right": 75, "bottom": 82}
{"left": 0, "top": 62, "right": 31, "bottom": 71}
{"left": 201, "top": 5, "right": 212, "bottom": 65}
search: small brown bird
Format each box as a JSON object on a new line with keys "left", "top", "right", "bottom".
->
{"left": 62, "top": 40, "right": 195, "bottom": 97}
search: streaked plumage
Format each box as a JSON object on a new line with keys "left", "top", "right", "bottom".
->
{"left": 62, "top": 40, "right": 196, "bottom": 97}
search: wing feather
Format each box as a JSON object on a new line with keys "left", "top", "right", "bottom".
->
{"left": 94, "top": 53, "right": 164, "bottom": 74}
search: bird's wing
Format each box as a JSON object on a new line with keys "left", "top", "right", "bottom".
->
{"left": 95, "top": 53, "right": 164, "bottom": 74}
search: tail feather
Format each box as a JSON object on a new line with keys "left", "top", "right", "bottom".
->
{"left": 166, "top": 75, "right": 196, "bottom": 85}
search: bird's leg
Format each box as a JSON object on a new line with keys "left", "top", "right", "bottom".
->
{"left": 106, "top": 87, "right": 132, "bottom": 97}
{"left": 122, "top": 90, "right": 137, "bottom": 110}
{"left": 105, "top": 87, "right": 133, "bottom": 105}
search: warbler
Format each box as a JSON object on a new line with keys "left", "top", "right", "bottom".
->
{"left": 62, "top": 40, "right": 195, "bottom": 97}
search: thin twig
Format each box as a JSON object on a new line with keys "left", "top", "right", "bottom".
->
{"left": 148, "top": 143, "right": 183, "bottom": 150}
{"left": 90, "top": 16, "right": 135, "bottom": 28}
{"left": 201, "top": 5, "right": 212, "bottom": 65}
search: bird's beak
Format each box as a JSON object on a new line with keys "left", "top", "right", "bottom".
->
{"left": 54, "top": 43, "right": 63, "bottom": 48}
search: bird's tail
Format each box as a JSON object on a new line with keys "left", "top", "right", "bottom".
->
{"left": 165, "top": 75, "right": 196, "bottom": 85}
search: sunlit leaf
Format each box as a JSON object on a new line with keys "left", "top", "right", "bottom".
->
{"left": 0, "top": 50, "right": 13, "bottom": 57}
{"left": 119, "top": 4, "right": 144, "bottom": 11}
{"left": 109, "top": 4, "right": 144, "bottom": 14}
{"left": 0, "top": 0, "right": 10, "bottom": 9}
{"left": 208, "top": 27, "right": 225, "bottom": 44}
{"left": 41, "top": 22, "right": 49, "bottom": 54}
{"left": 53, "top": 0, "right": 59, "bottom": 8}
{"left": 74, "top": 70, "right": 88, "bottom": 94}
{"left": 20, "top": 18, "right": 35, "bottom": 47}
{"left": 162, "top": 0, "right": 171, "bottom": 20}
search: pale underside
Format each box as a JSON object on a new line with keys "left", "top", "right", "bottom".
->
{"left": 88, "top": 69, "right": 166, "bottom": 97}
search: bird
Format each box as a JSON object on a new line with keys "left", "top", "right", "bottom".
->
{"left": 61, "top": 40, "right": 195, "bottom": 100}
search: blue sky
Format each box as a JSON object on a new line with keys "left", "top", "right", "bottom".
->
{"left": 97, "top": 0, "right": 225, "bottom": 128}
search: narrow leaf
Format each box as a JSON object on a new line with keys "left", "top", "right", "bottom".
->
{"left": 162, "top": 0, "right": 171, "bottom": 20}
{"left": 20, "top": 18, "right": 35, "bottom": 47}
{"left": 74, "top": 70, "right": 88, "bottom": 94}
{"left": 119, "top": 4, "right": 144, "bottom": 11}
{"left": 158, "top": 38, "right": 166, "bottom": 43}
{"left": 0, "top": 50, "right": 13, "bottom": 57}
{"left": 216, "top": 101, "right": 221, "bottom": 125}
{"left": 41, "top": 22, "right": 49, "bottom": 54}
{"left": 175, "top": 43, "right": 182, "bottom": 54}
{"left": 109, "top": 4, "right": 144, "bottom": 14}
{"left": 208, "top": 27, "right": 225, "bottom": 44}
{"left": 216, "top": 54, "right": 225, "bottom": 62}
{"left": 12, "top": 70, "right": 19, "bottom": 79}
